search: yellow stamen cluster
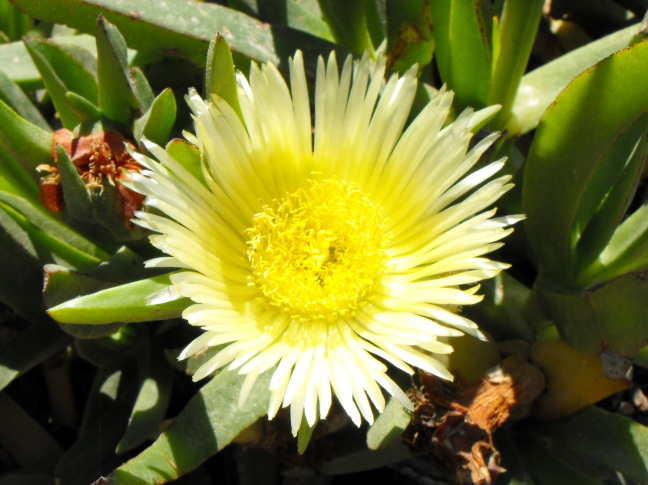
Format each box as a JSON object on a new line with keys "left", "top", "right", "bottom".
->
{"left": 246, "top": 179, "right": 388, "bottom": 321}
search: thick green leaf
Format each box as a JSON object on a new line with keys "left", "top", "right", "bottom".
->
{"left": 536, "top": 271, "right": 648, "bottom": 355}
{"left": 297, "top": 416, "right": 316, "bottom": 455}
{"left": 24, "top": 37, "right": 98, "bottom": 128}
{"left": 523, "top": 39, "right": 648, "bottom": 287}
{"left": 0, "top": 34, "right": 101, "bottom": 89}
{"left": 96, "top": 15, "right": 141, "bottom": 124}
{"left": 55, "top": 144, "right": 93, "bottom": 220}
{"left": 366, "top": 398, "right": 410, "bottom": 450}
{"left": 116, "top": 335, "right": 173, "bottom": 454}
{"left": 86, "top": 245, "right": 154, "bottom": 284}
{"left": 76, "top": 334, "right": 134, "bottom": 367}
{"left": 47, "top": 273, "right": 191, "bottom": 324}
{"left": 0, "top": 146, "right": 39, "bottom": 207}
{"left": 509, "top": 23, "right": 641, "bottom": 135}
{"left": 317, "top": 440, "right": 412, "bottom": 475}
{"left": 0, "top": 40, "right": 41, "bottom": 88}
{"left": 519, "top": 440, "right": 602, "bottom": 485}
{"left": 8, "top": 0, "right": 343, "bottom": 73}
{"left": 204, "top": 34, "right": 242, "bottom": 121}
{"left": 105, "top": 368, "right": 273, "bottom": 484}
{"left": 430, "top": 0, "right": 492, "bottom": 109}
{"left": 0, "top": 206, "right": 46, "bottom": 319}
{"left": 24, "top": 44, "right": 78, "bottom": 129}
{"left": 384, "top": 0, "right": 434, "bottom": 74}
{"left": 56, "top": 358, "right": 138, "bottom": 485}
{"left": 0, "top": 0, "right": 33, "bottom": 41}
{"left": 575, "top": 122, "right": 648, "bottom": 280}
{"left": 318, "top": 0, "right": 374, "bottom": 54}
{"left": 0, "top": 97, "right": 52, "bottom": 179}
{"left": 130, "top": 66, "right": 155, "bottom": 112}
{"left": 0, "top": 393, "right": 62, "bottom": 465}
{"left": 488, "top": 0, "right": 543, "bottom": 129}
{"left": 538, "top": 406, "right": 648, "bottom": 483}
{"left": 0, "top": 319, "right": 71, "bottom": 391}
{"left": 596, "top": 201, "right": 648, "bottom": 277}
{"left": 65, "top": 91, "right": 102, "bottom": 124}
{"left": 43, "top": 265, "right": 125, "bottom": 338}
{"left": 0, "top": 190, "right": 109, "bottom": 271}
{"left": 0, "top": 68, "right": 48, "bottom": 129}
{"left": 165, "top": 139, "right": 206, "bottom": 188}
{"left": 133, "top": 88, "right": 177, "bottom": 147}
{"left": 255, "top": 0, "right": 334, "bottom": 41}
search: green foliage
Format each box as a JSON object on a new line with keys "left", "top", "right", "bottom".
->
{"left": 96, "top": 15, "right": 141, "bottom": 125}
{"left": 0, "top": 1, "right": 647, "bottom": 484}
{"left": 106, "top": 368, "right": 273, "bottom": 484}
{"left": 204, "top": 33, "right": 242, "bottom": 120}
{"left": 523, "top": 39, "right": 648, "bottom": 353}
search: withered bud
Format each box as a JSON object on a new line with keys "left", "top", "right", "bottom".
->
{"left": 38, "top": 129, "right": 145, "bottom": 228}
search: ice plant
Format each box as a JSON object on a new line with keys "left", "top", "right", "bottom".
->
{"left": 128, "top": 52, "right": 519, "bottom": 434}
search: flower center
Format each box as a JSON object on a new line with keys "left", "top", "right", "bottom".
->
{"left": 246, "top": 179, "right": 388, "bottom": 321}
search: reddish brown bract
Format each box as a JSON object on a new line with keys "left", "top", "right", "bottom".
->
{"left": 38, "top": 129, "right": 145, "bottom": 227}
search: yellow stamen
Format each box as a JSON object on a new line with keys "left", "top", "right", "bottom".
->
{"left": 246, "top": 179, "right": 388, "bottom": 321}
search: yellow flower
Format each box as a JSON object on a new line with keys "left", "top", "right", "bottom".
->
{"left": 129, "top": 52, "right": 519, "bottom": 435}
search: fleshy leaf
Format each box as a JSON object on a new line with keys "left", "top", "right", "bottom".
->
{"left": 318, "top": 0, "right": 374, "bottom": 54}
{"left": 55, "top": 358, "right": 138, "bottom": 485}
{"left": 133, "top": 88, "right": 177, "bottom": 147}
{"left": 23, "top": 37, "right": 98, "bottom": 128}
{"left": 575, "top": 121, "right": 648, "bottom": 281}
{"left": 0, "top": 39, "right": 42, "bottom": 89}
{"left": 384, "top": 0, "right": 434, "bottom": 74}
{"left": 366, "top": 398, "right": 411, "bottom": 450}
{"left": 164, "top": 139, "right": 206, "bottom": 188}
{"left": 8, "top": 0, "right": 343, "bottom": 73}
{"left": 254, "top": 0, "right": 334, "bottom": 41}
{"left": 297, "top": 416, "right": 316, "bottom": 455}
{"left": 204, "top": 33, "right": 242, "bottom": 121}
{"left": 65, "top": 92, "right": 102, "bottom": 125}
{"left": 0, "top": 205, "right": 47, "bottom": 318}
{"left": 523, "top": 39, "right": 648, "bottom": 287}
{"left": 96, "top": 15, "right": 140, "bottom": 124}
{"left": 0, "top": 147, "right": 39, "bottom": 205}
{"left": 104, "top": 367, "right": 273, "bottom": 484}
{"left": 0, "top": 97, "right": 52, "bottom": 179}
{"left": 130, "top": 66, "right": 155, "bottom": 112}
{"left": 55, "top": 144, "right": 94, "bottom": 221}
{"left": 536, "top": 271, "right": 648, "bottom": 355}
{"left": 44, "top": 264, "right": 125, "bottom": 338}
{"left": 0, "top": 68, "right": 48, "bottom": 129}
{"left": 0, "top": 393, "right": 63, "bottom": 465}
{"left": 509, "top": 23, "right": 641, "bottom": 135}
{"left": 116, "top": 334, "right": 173, "bottom": 454}
{"left": 47, "top": 273, "right": 191, "bottom": 324}
{"left": 0, "top": 190, "right": 108, "bottom": 271}
{"left": 487, "top": 0, "right": 544, "bottom": 129}
{"left": 519, "top": 440, "right": 605, "bottom": 485}
{"left": 0, "top": 318, "right": 71, "bottom": 392}
{"left": 537, "top": 406, "right": 648, "bottom": 483}
{"left": 430, "top": 0, "right": 492, "bottom": 109}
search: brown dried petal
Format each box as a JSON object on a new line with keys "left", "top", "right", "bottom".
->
{"left": 404, "top": 356, "right": 546, "bottom": 485}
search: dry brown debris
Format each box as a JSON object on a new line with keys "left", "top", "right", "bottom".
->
{"left": 403, "top": 356, "right": 546, "bottom": 485}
